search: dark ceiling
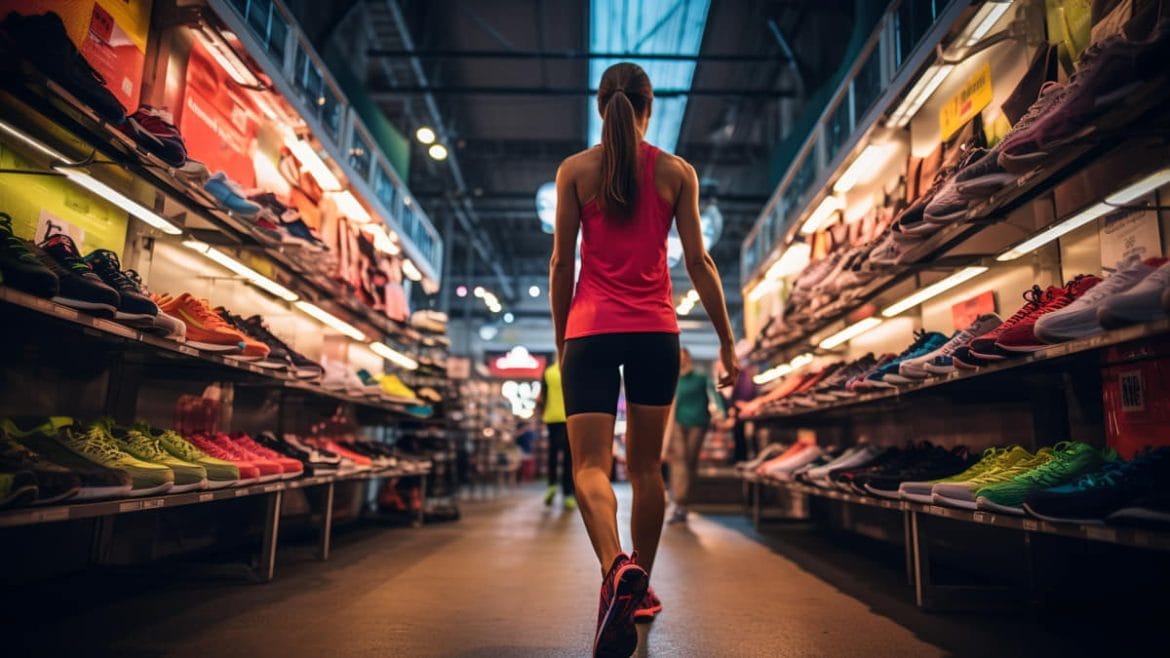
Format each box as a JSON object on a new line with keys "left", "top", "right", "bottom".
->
{"left": 290, "top": 0, "right": 856, "bottom": 302}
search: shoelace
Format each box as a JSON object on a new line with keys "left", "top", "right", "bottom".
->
{"left": 123, "top": 430, "right": 169, "bottom": 460}
{"left": 1038, "top": 276, "right": 1098, "bottom": 314}
{"left": 1008, "top": 82, "right": 1067, "bottom": 135}
{"left": 70, "top": 423, "right": 125, "bottom": 462}
{"left": 245, "top": 317, "right": 295, "bottom": 352}
{"left": 87, "top": 250, "right": 140, "bottom": 292}
{"left": 0, "top": 213, "right": 44, "bottom": 265}
{"left": 999, "top": 286, "right": 1047, "bottom": 329}
{"left": 1013, "top": 442, "right": 1089, "bottom": 487}
{"left": 187, "top": 298, "right": 238, "bottom": 331}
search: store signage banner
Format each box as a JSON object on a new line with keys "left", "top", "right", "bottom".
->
{"left": 940, "top": 63, "right": 993, "bottom": 141}
{"left": 951, "top": 290, "right": 996, "bottom": 331}
{"left": 179, "top": 39, "right": 259, "bottom": 187}
{"left": 486, "top": 347, "right": 548, "bottom": 380}
{"left": 1099, "top": 202, "right": 1162, "bottom": 269}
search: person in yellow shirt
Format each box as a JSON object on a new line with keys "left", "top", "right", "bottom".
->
{"left": 538, "top": 358, "right": 576, "bottom": 510}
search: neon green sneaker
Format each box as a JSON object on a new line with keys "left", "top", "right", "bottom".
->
{"left": 976, "top": 442, "right": 1112, "bottom": 515}
{"left": 136, "top": 423, "right": 240, "bottom": 489}
{"left": 931, "top": 447, "right": 1051, "bottom": 509}
{"left": 59, "top": 421, "right": 174, "bottom": 496}
{"left": 544, "top": 484, "right": 557, "bottom": 506}
{"left": 563, "top": 495, "right": 578, "bottom": 511}
{"left": 900, "top": 446, "right": 1013, "bottom": 504}
{"left": 112, "top": 425, "right": 208, "bottom": 493}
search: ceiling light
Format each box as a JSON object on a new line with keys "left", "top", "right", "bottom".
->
{"left": 0, "top": 119, "right": 66, "bottom": 159}
{"left": 474, "top": 286, "right": 486, "bottom": 298}
{"left": 331, "top": 191, "right": 371, "bottom": 223}
{"left": 753, "top": 362, "right": 791, "bottom": 385}
{"left": 294, "top": 301, "right": 366, "bottom": 341}
{"left": 834, "top": 144, "right": 893, "bottom": 193}
{"left": 764, "top": 242, "right": 812, "bottom": 281}
{"left": 196, "top": 24, "right": 263, "bottom": 87}
{"left": 881, "top": 267, "right": 988, "bottom": 317}
{"left": 957, "top": 1, "right": 1013, "bottom": 48}
{"left": 59, "top": 170, "right": 182, "bottom": 235}
{"left": 285, "top": 138, "right": 342, "bottom": 192}
{"left": 428, "top": 144, "right": 449, "bottom": 161}
{"left": 370, "top": 341, "right": 419, "bottom": 370}
{"left": 503, "top": 312, "right": 514, "bottom": 323}
{"left": 182, "top": 240, "right": 299, "bottom": 301}
{"left": 1106, "top": 168, "right": 1170, "bottom": 205}
{"left": 415, "top": 127, "right": 436, "bottom": 144}
{"left": 887, "top": 64, "right": 955, "bottom": 128}
{"left": 456, "top": 285, "right": 468, "bottom": 297}
{"left": 402, "top": 259, "right": 422, "bottom": 281}
{"left": 818, "top": 317, "right": 883, "bottom": 349}
{"left": 528, "top": 285, "right": 541, "bottom": 298}
{"left": 800, "top": 196, "right": 842, "bottom": 235}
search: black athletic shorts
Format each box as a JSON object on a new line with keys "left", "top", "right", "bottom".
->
{"left": 562, "top": 332, "right": 680, "bottom": 416}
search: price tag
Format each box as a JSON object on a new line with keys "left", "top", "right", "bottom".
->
{"left": 1085, "top": 526, "right": 1116, "bottom": 542}
{"left": 142, "top": 499, "right": 164, "bottom": 510}
{"left": 1022, "top": 519, "right": 1039, "bottom": 531}
{"left": 40, "top": 507, "right": 70, "bottom": 522}
{"left": 973, "top": 512, "right": 989, "bottom": 524}
{"left": 198, "top": 493, "right": 214, "bottom": 502}
{"left": 119, "top": 501, "right": 143, "bottom": 512}
{"left": 235, "top": 489, "right": 249, "bottom": 497}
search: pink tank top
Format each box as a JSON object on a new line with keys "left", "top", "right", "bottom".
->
{"left": 565, "top": 142, "right": 680, "bottom": 339}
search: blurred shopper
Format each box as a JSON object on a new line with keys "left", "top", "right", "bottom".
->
{"left": 666, "top": 347, "right": 724, "bottom": 524}
{"left": 537, "top": 358, "right": 576, "bottom": 510}
{"left": 718, "top": 355, "right": 758, "bottom": 463}
{"left": 549, "top": 62, "right": 737, "bottom": 656}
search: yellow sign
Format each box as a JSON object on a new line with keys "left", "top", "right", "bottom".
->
{"left": 940, "top": 63, "right": 993, "bottom": 140}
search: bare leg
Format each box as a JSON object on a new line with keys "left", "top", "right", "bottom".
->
{"left": 567, "top": 412, "right": 621, "bottom": 573}
{"left": 667, "top": 424, "right": 687, "bottom": 511}
{"left": 625, "top": 403, "right": 671, "bottom": 576}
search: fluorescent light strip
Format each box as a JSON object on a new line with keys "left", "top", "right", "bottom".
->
{"left": 1106, "top": 168, "right": 1170, "bottom": 205}
{"left": 197, "top": 26, "right": 263, "bottom": 87}
{"left": 887, "top": 64, "right": 955, "bottom": 128}
{"left": 60, "top": 170, "right": 182, "bottom": 235}
{"left": 800, "top": 196, "right": 842, "bottom": 235}
{"left": 402, "top": 259, "right": 422, "bottom": 282}
{"left": 0, "top": 119, "right": 66, "bottom": 159}
{"left": 765, "top": 242, "right": 812, "bottom": 281}
{"left": 370, "top": 341, "right": 419, "bottom": 370}
{"left": 963, "top": 1, "right": 1013, "bottom": 47}
{"left": 819, "top": 317, "right": 883, "bottom": 349}
{"left": 753, "top": 363, "right": 791, "bottom": 385}
{"left": 881, "top": 267, "right": 988, "bottom": 317}
{"left": 834, "top": 144, "right": 891, "bottom": 193}
{"left": 182, "top": 240, "right": 299, "bottom": 301}
{"left": 294, "top": 301, "right": 366, "bottom": 341}
{"left": 285, "top": 138, "right": 342, "bottom": 192}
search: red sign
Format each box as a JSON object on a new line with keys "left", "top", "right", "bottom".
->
{"left": 952, "top": 290, "right": 996, "bottom": 331}
{"left": 486, "top": 347, "right": 548, "bottom": 380}
{"left": 178, "top": 38, "right": 259, "bottom": 187}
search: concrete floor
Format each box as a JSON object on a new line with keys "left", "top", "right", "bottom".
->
{"left": 2, "top": 484, "right": 1153, "bottom": 657}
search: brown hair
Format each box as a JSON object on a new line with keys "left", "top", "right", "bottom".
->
{"left": 597, "top": 63, "right": 652, "bottom": 216}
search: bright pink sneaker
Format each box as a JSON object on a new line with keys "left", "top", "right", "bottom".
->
{"left": 593, "top": 552, "right": 647, "bottom": 657}
{"left": 187, "top": 434, "right": 261, "bottom": 485}
{"left": 207, "top": 433, "right": 283, "bottom": 482}
{"left": 633, "top": 587, "right": 662, "bottom": 623}
{"left": 231, "top": 432, "right": 304, "bottom": 479}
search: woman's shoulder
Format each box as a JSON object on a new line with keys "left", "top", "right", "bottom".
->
{"left": 560, "top": 146, "right": 602, "bottom": 174}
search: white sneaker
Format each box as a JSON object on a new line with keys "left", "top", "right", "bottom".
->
{"left": 1091, "top": 258, "right": 1170, "bottom": 330}
{"left": 899, "top": 314, "right": 1003, "bottom": 379}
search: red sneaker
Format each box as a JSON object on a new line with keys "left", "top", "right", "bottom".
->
{"left": 994, "top": 275, "right": 1102, "bottom": 355}
{"left": 187, "top": 434, "right": 261, "bottom": 485}
{"left": 968, "top": 285, "right": 1057, "bottom": 361}
{"left": 633, "top": 587, "right": 662, "bottom": 623}
{"left": 207, "top": 433, "right": 283, "bottom": 482}
{"left": 231, "top": 432, "right": 304, "bottom": 479}
{"left": 319, "top": 439, "right": 373, "bottom": 470}
{"left": 593, "top": 552, "right": 647, "bottom": 657}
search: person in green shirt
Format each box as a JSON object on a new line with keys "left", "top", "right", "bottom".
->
{"left": 537, "top": 359, "right": 576, "bottom": 510}
{"left": 666, "top": 347, "right": 723, "bottom": 524}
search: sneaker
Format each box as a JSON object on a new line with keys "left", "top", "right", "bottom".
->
{"left": 230, "top": 433, "right": 303, "bottom": 479}
{"left": 186, "top": 434, "right": 262, "bottom": 485}
{"left": 0, "top": 426, "right": 81, "bottom": 504}
{"left": 262, "top": 433, "right": 340, "bottom": 474}
{"left": 204, "top": 173, "right": 261, "bottom": 217}
{"left": 1023, "top": 448, "right": 1170, "bottom": 524}
{"left": 0, "top": 12, "right": 127, "bottom": 124}
{"left": 175, "top": 159, "right": 211, "bottom": 186}
{"left": 593, "top": 552, "right": 647, "bottom": 658}
{"left": 240, "top": 315, "right": 323, "bottom": 378}
{"left": 633, "top": 587, "right": 663, "bottom": 623}
{"left": 994, "top": 275, "right": 1102, "bottom": 354}
{"left": 866, "top": 231, "right": 921, "bottom": 269}
{"left": 377, "top": 373, "right": 422, "bottom": 404}
{"left": 322, "top": 357, "right": 371, "bottom": 395}
{"left": 249, "top": 192, "right": 327, "bottom": 251}
{"left": 869, "top": 331, "right": 950, "bottom": 385}
{"left": 955, "top": 81, "right": 1066, "bottom": 193}
{"left": 764, "top": 444, "right": 824, "bottom": 481}
{"left": 36, "top": 233, "right": 120, "bottom": 315}
{"left": 0, "top": 212, "right": 58, "bottom": 298}
{"left": 126, "top": 106, "right": 187, "bottom": 167}
{"left": 976, "top": 442, "right": 1110, "bottom": 515}
{"left": 899, "top": 446, "right": 1015, "bottom": 504}
{"left": 904, "top": 314, "right": 1003, "bottom": 377}
{"left": 813, "top": 354, "right": 878, "bottom": 401}
{"left": 543, "top": 484, "right": 557, "bottom": 505}
{"left": 832, "top": 446, "right": 910, "bottom": 493}
{"left": 1035, "top": 257, "right": 1165, "bottom": 342}
{"left": 736, "top": 443, "right": 789, "bottom": 472}
{"left": 59, "top": 420, "right": 174, "bottom": 496}
{"left": 111, "top": 425, "right": 207, "bottom": 493}
{"left": 316, "top": 439, "right": 373, "bottom": 471}
{"left": 564, "top": 495, "right": 578, "bottom": 511}
{"left": 83, "top": 249, "right": 160, "bottom": 324}
{"left": 1097, "top": 259, "right": 1170, "bottom": 328}
{"left": 923, "top": 149, "right": 989, "bottom": 224}
{"left": 756, "top": 442, "right": 812, "bottom": 475}
{"left": 119, "top": 270, "right": 185, "bottom": 339}
{"left": 140, "top": 424, "right": 240, "bottom": 489}
{"left": 804, "top": 445, "right": 883, "bottom": 487}
{"left": 204, "top": 433, "right": 283, "bottom": 482}
{"left": 208, "top": 307, "right": 271, "bottom": 362}
{"left": 156, "top": 293, "right": 246, "bottom": 352}
{"left": 967, "top": 286, "right": 1055, "bottom": 361}
{"left": 950, "top": 345, "right": 991, "bottom": 370}
{"left": 931, "top": 447, "right": 1052, "bottom": 510}
{"left": 2, "top": 417, "right": 133, "bottom": 500}
{"left": 865, "top": 446, "right": 973, "bottom": 499}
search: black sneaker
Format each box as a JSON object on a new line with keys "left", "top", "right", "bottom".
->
{"left": 0, "top": 12, "right": 127, "bottom": 124}
{"left": 863, "top": 446, "right": 974, "bottom": 499}
{"left": 261, "top": 432, "right": 340, "bottom": 474}
{"left": 241, "top": 315, "right": 324, "bottom": 379}
{"left": 0, "top": 212, "right": 58, "bottom": 298}
{"left": 214, "top": 308, "right": 292, "bottom": 370}
{"left": 0, "top": 427, "right": 81, "bottom": 505}
{"left": 35, "top": 234, "right": 120, "bottom": 315}
{"left": 2, "top": 417, "right": 133, "bottom": 500}
{"left": 84, "top": 249, "right": 159, "bottom": 323}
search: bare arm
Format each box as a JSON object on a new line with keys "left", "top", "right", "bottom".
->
{"left": 675, "top": 161, "right": 739, "bottom": 387}
{"left": 549, "top": 163, "right": 581, "bottom": 361}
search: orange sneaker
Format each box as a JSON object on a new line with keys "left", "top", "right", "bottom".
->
{"left": 213, "top": 306, "right": 270, "bottom": 361}
{"left": 157, "top": 293, "right": 246, "bottom": 352}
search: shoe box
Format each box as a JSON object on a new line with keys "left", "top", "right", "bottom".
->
{"left": 1102, "top": 335, "right": 1170, "bottom": 458}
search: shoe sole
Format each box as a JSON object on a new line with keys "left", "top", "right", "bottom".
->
{"left": 899, "top": 491, "right": 936, "bottom": 505}
{"left": 168, "top": 479, "right": 209, "bottom": 494}
{"left": 991, "top": 342, "right": 1049, "bottom": 354}
{"left": 234, "top": 477, "right": 260, "bottom": 487}
{"left": 633, "top": 602, "right": 663, "bottom": 624}
{"left": 71, "top": 485, "right": 134, "bottom": 501}
{"left": 127, "top": 482, "right": 174, "bottom": 497}
{"left": 922, "top": 363, "right": 957, "bottom": 375}
{"left": 954, "top": 172, "right": 1017, "bottom": 194}
{"left": 923, "top": 207, "right": 970, "bottom": 224}
{"left": 1105, "top": 506, "right": 1170, "bottom": 526}
{"left": 187, "top": 340, "right": 244, "bottom": 353}
{"left": 257, "top": 473, "right": 283, "bottom": 483}
{"left": 1021, "top": 503, "right": 1104, "bottom": 525}
{"left": 52, "top": 297, "right": 117, "bottom": 315}
{"left": 930, "top": 493, "right": 978, "bottom": 510}
{"left": 280, "top": 470, "right": 303, "bottom": 480}
{"left": 966, "top": 348, "right": 1007, "bottom": 362}
{"left": 864, "top": 484, "right": 903, "bottom": 499}
{"left": 115, "top": 312, "right": 159, "bottom": 325}
{"left": 205, "top": 478, "right": 238, "bottom": 490}
{"left": 975, "top": 496, "right": 1025, "bottom": 515}
{"left": 30, "top": 486, "right": 82, "bottom": 505}
{"left": 594, "top": 565, "right": 648, "bottom": 657}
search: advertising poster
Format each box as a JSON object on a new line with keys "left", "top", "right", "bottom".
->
{"left": 179, "top": 38, "right": 260, "bottom": 187}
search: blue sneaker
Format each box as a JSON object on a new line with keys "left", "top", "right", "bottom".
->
{"left": 204, "top": 173, "right": 261, "bottom": 217}
{"left": 867, "top": 331, "right": 949, "bottom": 386}
{"left": 1024, "top": 447, "right": 1170, "bottom": 524}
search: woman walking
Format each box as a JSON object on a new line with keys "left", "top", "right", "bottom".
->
{"left": 549, "top": 62, "right": 737, "bottom": 657}
{"left": 667, "top": 347, "right": 725, "bottom": 524}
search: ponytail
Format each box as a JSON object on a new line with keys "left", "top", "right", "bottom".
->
{"left": 600, "top": 91, "right": 639, "bottom": 216}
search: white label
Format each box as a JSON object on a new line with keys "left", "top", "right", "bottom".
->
{"left": 1100, "top": 203, "right": 1162, "bottom": 269}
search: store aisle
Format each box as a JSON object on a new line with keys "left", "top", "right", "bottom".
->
{"left": 7, "top": 485, "right": 1108, "bottom": 657}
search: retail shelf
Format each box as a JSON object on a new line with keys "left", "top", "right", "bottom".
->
{"left": 748, "top": 475, "right": 1170, "bottom": 552}
{"left": 753, "top": 84, "right": 1170, "bottom": 363}
{"left": 0, "top": 465, "right": 426, "bottom": 529}
{"left": 749, "top": 317, "right": 1170, "bottom": 421}
{"left": 0, "top": 286, "right": 419, "bottom": 417}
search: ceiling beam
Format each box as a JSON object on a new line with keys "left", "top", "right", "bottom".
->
{"left": 366, "top": 48, "right": 788, "bottom": 63}
{"left": 371, "top": 85, "right": 796, "bottom": 99}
